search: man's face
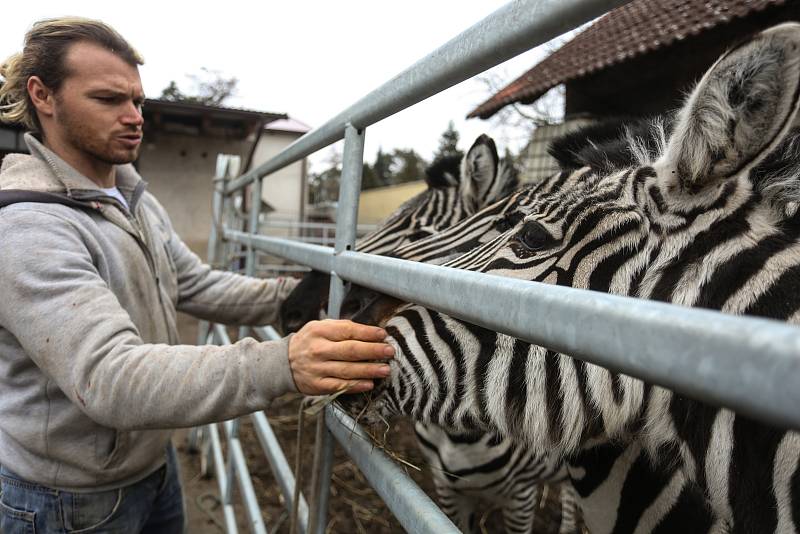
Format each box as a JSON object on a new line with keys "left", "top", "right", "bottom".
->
{"left": 50, "top": 41, "right": 145, "bottom": 165}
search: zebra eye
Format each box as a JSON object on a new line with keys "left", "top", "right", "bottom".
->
{"left": 517, "top": 220, "right": 555, "bottom": 251}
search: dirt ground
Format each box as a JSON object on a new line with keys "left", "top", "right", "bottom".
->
{"left": 174, "top": 313, "right": 580, "bottom": 533}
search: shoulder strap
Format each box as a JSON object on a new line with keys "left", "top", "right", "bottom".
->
{"left": 0, "top": 190, "right": 94, "bottom": 211}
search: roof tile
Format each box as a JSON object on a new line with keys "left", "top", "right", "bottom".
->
{"left": 469, "top": 0, "right": 787, "bottom": 119}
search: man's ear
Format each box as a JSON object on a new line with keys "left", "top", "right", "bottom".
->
{"left": 26, "top": 76, "right": 56, "bottom": 119}
{"left": 662, "top": 23, "right": 800, "bottom": 191}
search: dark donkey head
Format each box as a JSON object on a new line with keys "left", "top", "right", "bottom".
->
{"left": 279, "top": 134, "right": 519, "bottom": 333}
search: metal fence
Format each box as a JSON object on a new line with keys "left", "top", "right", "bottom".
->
{"left": 190, "top": 0, "right": 800, "bottom": 532}
{"left": 219, "top": 219, "right": 378, "bottom": 276}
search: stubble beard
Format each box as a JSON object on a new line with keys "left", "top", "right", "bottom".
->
{"left": 60, "top": 109, "right": 140, "bottom": 166}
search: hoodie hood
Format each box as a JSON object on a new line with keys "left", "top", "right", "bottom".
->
{"left": 0, "top": 133, "right": 145, "bottom": 203}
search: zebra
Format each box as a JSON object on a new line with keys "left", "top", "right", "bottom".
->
{"left": 366, "top": 118, "right": 688, "bottom": 534}
{"left": 414, "top": 423, "right": 578, "bottom": 533}
{"left": 339, "top": 23, "right": 800, "bottom": 533}
{"left": 279, "top": 134, "right": 518, "bottom": 334}
{"left": 368, "top": 119, "right": 669, "bottom": 534}
{"left": 282, "top": 137, "right": 583, "bottom": 532}
{"left": 374, "top": 120, "right": 659, "bottom": 534}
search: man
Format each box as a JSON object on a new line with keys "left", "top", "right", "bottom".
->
{"left": 0, "top": 17, "right": 393, "bottom": 533}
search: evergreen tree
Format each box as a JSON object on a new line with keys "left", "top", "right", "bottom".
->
{"left": 391, "top": 148, "right": 427, "bottom": 184}
{"left": 371, "top": 147, "right": 396, "bottom": 187}
{"left": 361, "top": 163, "right": 382, "bottom": 190}
{"left": 434, "top": 121, "right": 463, "bottom": 161}
{"left": 307, "top": 148, "right": 342, "bottom": 204}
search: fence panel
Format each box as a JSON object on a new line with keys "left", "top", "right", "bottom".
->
{"left": 190, "top": 0, "right": 800, "bottom": 532}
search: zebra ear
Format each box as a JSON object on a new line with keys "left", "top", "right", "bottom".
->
{"left": 461, "top": 134, "right": 500, "bottom": 211}
{"left": 663, "top": 23, "right": 800, "bottom": 191}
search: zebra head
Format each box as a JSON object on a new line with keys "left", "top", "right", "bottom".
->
{"left": 340, "top": 22, "right": 800, "bottom": 437}
{"left": 279, "top": 134, "right": 519, "bottom": 333}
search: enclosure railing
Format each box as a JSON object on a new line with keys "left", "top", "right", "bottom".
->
{"left": 251, "top": 219, "right": 377, "bottom": 275}
{"left": 190, "top": 0, "right": 800, "bottom": 532}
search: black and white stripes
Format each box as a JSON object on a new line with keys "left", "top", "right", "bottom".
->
{"left": 343, "top": 23, "right": 800, "bottom": 534}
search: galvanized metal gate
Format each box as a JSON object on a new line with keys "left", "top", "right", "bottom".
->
{"left": 189, "top": 1, "right": 800, "bottom": 532}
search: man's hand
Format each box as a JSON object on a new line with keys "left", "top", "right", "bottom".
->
{"left": 288, "top": 319, "right": 395, "bottom": 395}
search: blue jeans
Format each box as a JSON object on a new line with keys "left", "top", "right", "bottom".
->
{"left": 0, "top": 445, "right": 185, "bottom": 533}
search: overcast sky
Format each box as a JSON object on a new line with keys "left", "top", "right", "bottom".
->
{"left": 2, "top": 1, "right": 559, "bottom": 173}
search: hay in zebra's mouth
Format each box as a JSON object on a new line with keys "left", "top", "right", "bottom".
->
{"left": 330, "top": 391, "right": 424, "bottom": 474}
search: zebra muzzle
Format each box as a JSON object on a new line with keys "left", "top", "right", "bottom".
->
{"left": 343, "top": 284, "right": 405, "bottom": 327}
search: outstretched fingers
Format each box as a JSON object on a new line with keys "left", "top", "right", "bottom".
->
{"left": 310, "top": 319, "right": 388, "bottom": 343}
{"left": 314, "top": 338, "right": 395, "bottom": 362}
{"left": 287, "top": 319, "right": 396, "bottom": 396}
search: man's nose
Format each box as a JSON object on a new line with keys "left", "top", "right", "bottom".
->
{"left": 121, "top": 102, "right": 144, "bottom": 127}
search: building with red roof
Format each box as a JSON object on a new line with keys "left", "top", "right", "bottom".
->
{"left": 473, "top": 0, "right": 800, "bottom": 181}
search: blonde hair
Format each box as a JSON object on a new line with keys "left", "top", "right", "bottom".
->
{"left": 0, "top": 17, "right": 144, "bottom": 131}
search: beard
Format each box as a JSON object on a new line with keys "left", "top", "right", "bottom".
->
{"left": 56, "top": 104, "right": 141, "bottom": 165}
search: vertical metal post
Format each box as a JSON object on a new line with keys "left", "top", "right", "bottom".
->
{"left": 224, "top": 156, "right": 244, "bottom": 272}
{"left": 223, "top": 176, "right": 264, "bottom": 513}
{"left": 197, "top": 156, "right": 231, "bottom": 345}
{"left": 308, "top": 123, "right": 365, "bottom": 534}
{"left": 189, "top": 156, "right": 231, "bottom": 451}
{"left": 237, "top": 178, "right": 263, "bottom": 339}
{"left": 329, "top": 124, "right": 365, "bottom": 314}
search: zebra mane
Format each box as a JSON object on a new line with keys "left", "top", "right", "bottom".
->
{"left": 548, "top": 117, "right": 670, "bottom": 172}
{"left": 549, "top": 117, "right": 800, "bottom": 215}
{"left": 751, "top": 127, "right": 800, "bottom": 217}
{"left": 424, "top": 154, "right": 462, "bottom": 189}
{"left": 624, "top": 117, "right": 669, "bottom": 167}
{"left": 495, "top": 158, "right": 521, "bottom": 198}
{"left": 379, "top": 155, "right": 463, "bottom": 225}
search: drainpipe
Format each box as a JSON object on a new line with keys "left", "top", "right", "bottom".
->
{"left": 243, "top": 118, "right": 267, "bottom": 174}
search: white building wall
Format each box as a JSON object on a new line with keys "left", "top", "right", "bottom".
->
{"left": 519, "top": 117, "right": 594, "bottom": 183}
{"left": 250, "top": 130, "right": 306, "bottom": 223}
{"left": 136, "top": 133, "right": 250, "bottom": 254}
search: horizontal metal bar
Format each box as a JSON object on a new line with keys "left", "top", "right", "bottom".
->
{"left": 224, "top": 230, "right": 334, "bottom": 272}
{"left": 260, "top": 236, "right": 334, "bottom": 245}
{"left": 329, "top": 251, "right": 800, "bottom": 430}
{"left": 225, "top": 0, "right": 634, "bottom": 193}
{"left": 208, "top": 423, "right": 239, "bottom": 534}
{"left": 251, "top": 412, "right": 309, "bottom": 534}
{"left": 255, "top": 265, "right": 312, "bottom": 274}
{"left": 252, "top": 325, "right": 281, "bottom": 341}
{"left": 218, "top": 232, "right": 800, "bottom": 428}
{"left": 263, "top": 219, "right": 377, "bottom": 232}
{"left": 212, "top": 323, "right": 233, "bottom": 345}
{"left": 223, "top": 420, "right": 269, "bottom": 534}
{"left": 325, "top": 405, "right": 460, "bottom": 533}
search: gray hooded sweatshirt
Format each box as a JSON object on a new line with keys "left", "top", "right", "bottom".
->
{"left": 0, "top": 134, "right": 299, "bottom": 491}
